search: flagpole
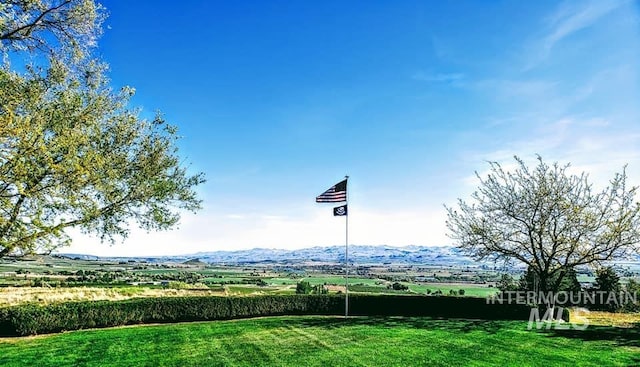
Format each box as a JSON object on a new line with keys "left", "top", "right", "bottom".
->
{"left": 345, "top": 175, "right": 349, "bottom": 318}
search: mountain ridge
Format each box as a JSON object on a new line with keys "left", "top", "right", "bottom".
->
{"left": 59, "top": 245, "right": 475, "bottom": 264}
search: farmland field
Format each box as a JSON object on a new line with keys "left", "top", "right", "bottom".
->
{"left": 0, "top": 255, "right": 502, "bottom": 305}
{"left": 0, "top": 316, "right": 638, "bottom": 366}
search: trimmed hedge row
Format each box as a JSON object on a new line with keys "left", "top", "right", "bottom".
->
{"left": 349, "top": 294, "right": 535, "bottom": 319}
{"left": 0, "top": 295, "right": 342, "bottom": 336}
{"left": 0, "top": 294, "right": 548, "bottom": 336}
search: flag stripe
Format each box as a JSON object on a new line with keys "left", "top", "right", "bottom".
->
{"left": 316, "top": 179, "right": 347, "bottom": 203}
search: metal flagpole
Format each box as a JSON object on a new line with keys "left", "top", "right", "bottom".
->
{"left": 345, "top": 175, "right": 349, "bottom": 318}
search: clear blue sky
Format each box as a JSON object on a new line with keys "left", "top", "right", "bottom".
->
{"left": 67, "top": 0, "right": 640, "bottom": 256}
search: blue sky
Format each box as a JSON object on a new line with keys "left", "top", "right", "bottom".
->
{"left": 66, "top": 0, "right": 640, "bottom": 256}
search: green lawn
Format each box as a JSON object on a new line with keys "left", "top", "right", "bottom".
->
{"left": 0, "top": 316, "right": 638, "bottom": 366}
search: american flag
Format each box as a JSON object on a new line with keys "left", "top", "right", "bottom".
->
{"left": 316, "top": 179, "right": 347, "bottom": 203}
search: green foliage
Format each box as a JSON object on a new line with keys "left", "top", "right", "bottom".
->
{"left": 0, "top": 2, "right": 205, "bottom": 256}
{"left": 623, "top": 279, "right": 640, "bottom": 312}
{"left": 0, "top": 295, "right": 537, "bottom": 336}
{"left": 447, "top": 156, "right": 640, "bottom": 293}
{"left": 390, "top": 282, "right": 408, "bottom": 291}
{"left": 312, "top": 284, "right": 328, "bottom": 294}
{"left": 557, "top": 268, "right": 582, "bottom": 293}
{"left": 497, "top": 274, "right": 517, "bottom": 292}
{"left": 595, "top": 267, "right": 621, "bottom": 293}
{"left": 589, "top": 268, "right": 622, "bottom": 310}
{"left": 0, "top": 295, "right": 343, "bottom": 336}
{"left": 518, "top": 266, "right": 581, "bottom": 293}
{"left": 296, "top": 281, "right": 312, "bottom": 294}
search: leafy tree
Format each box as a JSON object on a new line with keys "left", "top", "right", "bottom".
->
{"left": 622, "top": 279, "right": 640, "bottom": 312}
{"left": 557, "top": 267, "right": 581, "bottom": 293}
{"left": 391, "top": 282, "right": 408, "bottom": 291}
{"left": 626, "top": 279, "right": 640, "bottom": 294}
{"left": 0, "top": 1, "right": 204, "bottom": 256}
{"left": 593, "top": 266, "right": 623, "bottom": 311}
{"left": 518, "top": 265, "right": 581, "bottom": 297}
{"left": 295, "top": 281, "right": 312, "bottom": 294}
{"left": 595, "top": 266, "right": 621, "bottom": 293}
{"left": 311, "top": 284, "right": 328, "bottom": 294}
{"left": 447, "top": 156, "right": 640, "bottom": 293}
{"left": 518, "top": 266, "right": 538, "bottom": 292}
{"left": 497, "top": 274, "right": 518, "bottom": 292}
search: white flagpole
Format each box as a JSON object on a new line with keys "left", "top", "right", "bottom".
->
{"left": 345, "top": 175, "right": 349, "bottom": 318}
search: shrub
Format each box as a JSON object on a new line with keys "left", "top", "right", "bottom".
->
{"left": 0, "top": 294, "right": 539, "bottom": 336}
{"left": 497, "top": 274, "right": 517, "bottom": 292}
{"left": 296, "top": 281, "right": 312, "bottom": 294}
{"left": 348, "top": 294, "right": 534, "bottom": 320}
{"left": 622, "top": 279, "right": 640, "bottom": 312}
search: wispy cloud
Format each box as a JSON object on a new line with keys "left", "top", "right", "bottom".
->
{"left": 464, "top": 114, "right": 640, "bottom": 190}
{"left": 524, "top": 0, "right": 625, "bottom": 69}
{"left": 412, "top": 71, "right": 465, "bottom": 84}
{"left": 472, "top": 79, "right": 558, "bottom": 99}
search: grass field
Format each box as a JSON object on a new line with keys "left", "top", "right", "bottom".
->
{"left": 406, "top": 283, "right": 498, "bottom": 297}
{"left": 0, "top": 287, "right": 225, "bottom": 307}
{"left": 573, "top": 310, "right": 640, "bottom": 328}
{"left": 0, "top": 316, "right": 638, "bottom": 366}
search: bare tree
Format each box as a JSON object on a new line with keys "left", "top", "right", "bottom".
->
{"left": 446, "top": 156, "right": 640, "bottom": 293}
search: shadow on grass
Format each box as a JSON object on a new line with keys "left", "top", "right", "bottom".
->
{"left": 277, "top": 315, "right": 640, "bottom": 349}
{"left": 282, "top": 316, "right": 509, "bottom": 335}
{"left": 544, "top": 324, "right": 640, "bottom": 348}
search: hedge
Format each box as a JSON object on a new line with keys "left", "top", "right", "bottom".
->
{"left": 0, "top": 294, "right": 554, "bottom": 336}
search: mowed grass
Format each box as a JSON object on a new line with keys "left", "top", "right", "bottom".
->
{"left": 1, "top": 316, "right": 639, "bottom": 366}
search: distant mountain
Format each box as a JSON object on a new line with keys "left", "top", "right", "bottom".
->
{"left": 57, "top": 245, "right": 640, "bottom": 266}
{"left": 59, "top": 245, "right": 474, "bottom": 264}
{"left": 187, "top": 245, "right": 475, "bottom": 265}
{"left": 182, "top": 258, "right": 208, "bottom": 266}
